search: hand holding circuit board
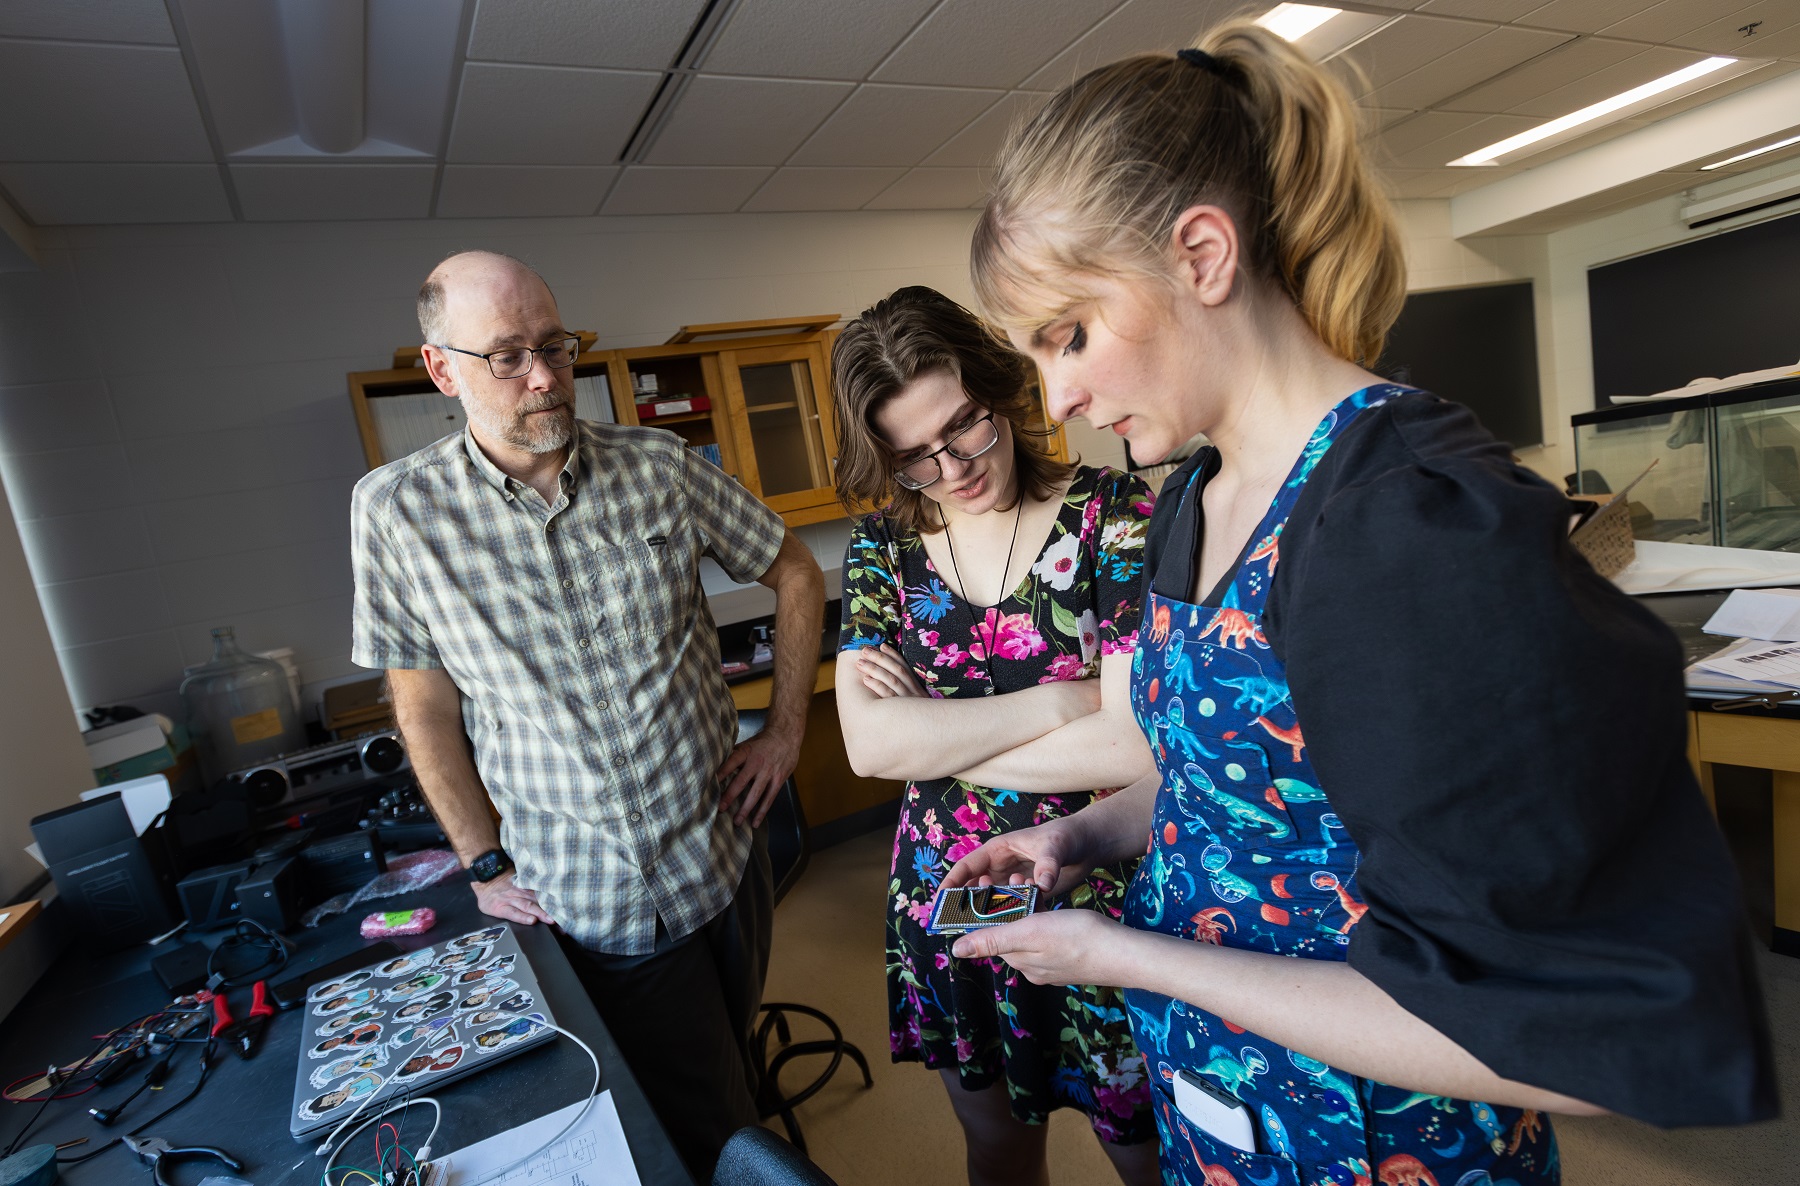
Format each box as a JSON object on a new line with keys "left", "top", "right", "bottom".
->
{"left": 927, "top": 885, "right": 1040, "bottom": 936}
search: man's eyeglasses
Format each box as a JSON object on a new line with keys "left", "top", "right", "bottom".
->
{"left": 893, "top": 412, "right": 1000, "bottom": 490}
{"left": 439, "top": 336, "right": 582, "bottom": 380}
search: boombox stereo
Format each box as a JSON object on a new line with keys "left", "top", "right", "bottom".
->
{"left": 229, "top": 731, "right": 409, "bottom": 809}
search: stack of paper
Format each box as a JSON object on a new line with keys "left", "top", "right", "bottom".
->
{"left": 1693, "top": 638, "right": 1800, "bottom": 692}
{"left": 1686, "top": 588, "right": 1800, "bottom": 697}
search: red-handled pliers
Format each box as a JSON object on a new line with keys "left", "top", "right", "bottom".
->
{"left": 204, "top": 981, "right": 274, "bottom": 1060}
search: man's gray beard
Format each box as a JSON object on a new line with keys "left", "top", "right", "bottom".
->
{"left": 466, "top": 398, "right": 572, "bottom": 454}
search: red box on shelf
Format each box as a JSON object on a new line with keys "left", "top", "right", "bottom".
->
{"left": 636, "top": 395, "right": 710, "bottom": 419}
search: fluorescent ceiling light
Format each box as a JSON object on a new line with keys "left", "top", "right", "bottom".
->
{"left": 1256, "top": 4, "right": 1341, "bottom": 43}
{"left": 1701, "top": 131, "right": 1800, "bottom": 171}
{"left": 1448, "top": 56, "right": 1737, "bottom": 166}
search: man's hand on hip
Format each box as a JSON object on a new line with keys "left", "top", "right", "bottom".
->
{"left": 473, "top": 869, "right": 553, "bottom": 926}
{"left": 717, "top": 727, "right": 801, "bottom": 828}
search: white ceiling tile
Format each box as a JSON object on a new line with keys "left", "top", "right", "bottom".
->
{"left": 0, "top": 43, "right": 211, "bottom": 162}
{"left": 1654, "top": 5, "right": 1800, "bottom": 55}
{"left": 741, "top": 167, "right": 908, "bottom": 211}
{"left": 0, "top": 164, "right": 231, "bottom": 225}
{"left": 178, "top": 0, "right": 291, "bottom": 156}
{"left": 447, "top": 63, "right": 660, "bottom": 164}
{"left": 1365, "top": 26, "right": 1574, "bottom": 110}
{"left": 1600, "top": 0, "right": 1758, "bottom": 42}
{"left": 1022, "top": 0, "right": 1242, "bottom": 90}
{"left": 231, "top": 164, "right": 438, "bottom": 221}
{"left": 0, "top": 0, "right": 175, "bottom": 43}
{"left": 1362, "top": 106, "right": 1420, "bottom": 134}
{"left": 436, "top": 165, "right": 618, "bottom": 217}
{"left": 1737, "top": 23, "right": 1800, "bottom": 60}
{"left": 1434, "top": 35, "right": 1646, "bottom": 113}
{"left": 923, "top": 91, "right": 1050, "bottom": 167}
{"left": 1495, "top": 43, "right": 1714, "bottom": 118}
{"left": 703, "top": 0, "right": 940, "bottom": 80}
{"left": 1521, "top": 0, "right": 1670, "bottom": 35}
{"left": 789, "top": 84, "right": 1004, "bottom": 167}
{"left": 1333, "top": 15, "right": 1495, "bottom": 97}
{"left": 873, "top": 0, "right": 1122, "bottom": 89}
{"left": 864, "top": 167, "right": 992, "bottom": 209}
{"left": 646, "top": 77, "right": 854, "bottom": 166}
{"left": 467, "top": 0, "right": 708, "bottom": 70}
{"left": 600, "top": 166, "right": 773, "bottom": 215}
{"left": 1375, "top": 111, "right": 1540, "bottom": 168}
{"left": 1418, "top": 0, "right": 1545, "bottom": 18}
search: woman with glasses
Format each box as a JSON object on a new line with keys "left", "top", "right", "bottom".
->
{"left": 831, "top": 286, "right": 1161, "bottom": 1186}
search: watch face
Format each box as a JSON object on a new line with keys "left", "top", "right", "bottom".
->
{"left": 470, "top": 851, "right": 507, "bottom": 882}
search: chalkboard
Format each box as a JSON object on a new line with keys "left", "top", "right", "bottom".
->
{"left": 1589, "top": 211, "right": 1800, "bottom": 406}
{"left": 1376, "top": 280, "right": 1542, "bottom": 448}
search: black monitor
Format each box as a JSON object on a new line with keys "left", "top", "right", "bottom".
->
{"left": 1376, "top": 279, "right": 1542, "bottom": 449}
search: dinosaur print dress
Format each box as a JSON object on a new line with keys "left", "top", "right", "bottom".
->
{"left": 1124, "top": 386, "right": 1559, "bottom": 1186}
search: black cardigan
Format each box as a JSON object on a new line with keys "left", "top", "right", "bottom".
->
{"left": 1140, "top": 391, "right": 1777, "bottom": 1128}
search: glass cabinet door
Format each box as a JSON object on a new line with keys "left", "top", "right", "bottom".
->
{"left": 718, "top": 343, "right": 838, "bottom": 516}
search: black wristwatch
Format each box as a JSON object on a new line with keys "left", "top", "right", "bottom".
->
{"left": 467, "top": 848, "right": 513, "bottom": 884}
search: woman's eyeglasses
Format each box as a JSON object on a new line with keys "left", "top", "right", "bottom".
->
{"left": 893, "top": 412, "right": 1000, "bottom": 490}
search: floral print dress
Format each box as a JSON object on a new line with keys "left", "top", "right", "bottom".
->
{"left": 838, "top": 464, "right": 1158, "bottom": 1143}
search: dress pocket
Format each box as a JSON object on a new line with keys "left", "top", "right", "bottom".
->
{"left": 1153, "top": 1085, "right": 1302, "bottom": 1186}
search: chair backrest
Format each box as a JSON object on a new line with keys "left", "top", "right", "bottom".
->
{"left": 712, "top": 1125, "right": 841, "bottom": 1186}
{"left": 735, "top": 710, "right": 811, "bottom": 904}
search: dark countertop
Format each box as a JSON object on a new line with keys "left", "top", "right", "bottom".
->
{"left": 0, "top": 882, "right": 692, "bottom": 1186}
{"left": 717, "top": 597, "right": 841, "bottom": 686}
{"left": 1639, "top": 587, "right": 1800, "bottom": 720}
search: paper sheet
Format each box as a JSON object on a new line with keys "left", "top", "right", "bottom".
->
{"left": 437, "top": 1090, "right": 641, "bottom": 1186}
{"left": 1613, "top": 540, "right": 1800, "bottom": 595}
{"left": 1694, "top": 639, "right": 1800, "bottom": 689}
{"left": 1704, "top": 588, "right": 1800, "bottom": 641}
{"left": 1686, "top": 638, "right": 1797, "bottom": 696}
{"left": 80, "top": 773, "right": 172, "bottom": 835}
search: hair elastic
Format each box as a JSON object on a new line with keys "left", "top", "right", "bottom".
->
{"left": 1176, "top": 47, "right": 1227, "bottom": 76}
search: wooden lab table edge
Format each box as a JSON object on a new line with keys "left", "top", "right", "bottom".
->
{"left": 728, "top": 656, "right": 836, "bottom": 711}
{"left": 1689, "top": 709, "right": 1800, "bottom": 954}
{"left": 0, "top": 899, "right": 42, "bottom": 956}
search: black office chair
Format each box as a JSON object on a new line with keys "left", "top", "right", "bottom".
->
{"left": 713, "top": 1125, "right": 841, "bottom": 1186}
{"left": 736, "top": 710, "right": 873, "bottom": 1154}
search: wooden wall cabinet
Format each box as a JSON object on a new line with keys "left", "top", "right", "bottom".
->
{"left": 348, "top": 315, "right": 1066, "bottom": 530}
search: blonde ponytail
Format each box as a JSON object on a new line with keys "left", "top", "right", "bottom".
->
{"left": 973, "top": 19, "right": 1403, "bottom": 365}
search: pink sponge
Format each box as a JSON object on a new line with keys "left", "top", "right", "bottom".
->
{"left": 360, "top": 907, "right": 437, "bottom": 938}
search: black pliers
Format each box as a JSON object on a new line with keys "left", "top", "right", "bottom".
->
{"left": 121, "top": 1134, "right": 243, "bottom": 1185}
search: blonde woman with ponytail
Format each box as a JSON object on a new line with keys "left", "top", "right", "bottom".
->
{"left": 943, "top": 20, "right": 1774, "bottom": 1186}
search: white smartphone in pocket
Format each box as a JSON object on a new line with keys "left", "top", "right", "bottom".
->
{"left": 1173, "top": 1070, "right": 1257, "bottom": 1153}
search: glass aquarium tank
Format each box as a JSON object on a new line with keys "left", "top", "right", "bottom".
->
{"left": 1571, "top": 377, "right": 1800, "bottom": 551}
{"left": 1714, "top": 384, "right": 1800, "bottom": 551}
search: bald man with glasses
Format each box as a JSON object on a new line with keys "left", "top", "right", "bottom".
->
{"left": 350, "top": 251, "right": 825, "bottom": 1177}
